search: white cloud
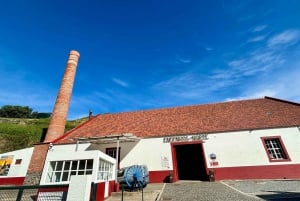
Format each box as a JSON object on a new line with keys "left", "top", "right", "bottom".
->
{"left": 267, "top": 30, "right": 300, "bottom": 47}
{"left": 226, "top": 30, "right": 300, "bottom": 78}
{"left": 226, "top": 49, "right": 283, "bottom": 77}
{"left": 252, "top": 25, "right": 267, "bottom": 32}
{"left": 226, "top": 64, "right": 300, "bottom": 103}
{"left": 112, "top": 77, "right": 129, "bottom": 87}
{"left": 152, "top": 29, "right": 300, "bottom": 105}
{"left": 177, "top": 58, "right": 191, "bottom": 64}
{"left": 247, "top": 35, "right": 266, "bottom": 42}
{"left": 153, "top": 70, "right": 236, "bottom": 101}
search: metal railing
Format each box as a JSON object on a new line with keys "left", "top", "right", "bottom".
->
{"left": 0, "top": 184, "right": 68, "bottom": 201}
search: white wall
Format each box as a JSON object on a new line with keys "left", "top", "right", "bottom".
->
{"left": 204, "top": 127, "right": 300, "bottom": 167}
{"left": 40, "top": 143, "right": 116, "bottom": 185}
{"left": 98, "top": 141, "right": 139, "bottom": 162}
{"left": 118, "top": 127, "right": 300, "bottom": 171}
{"left": 0, "top": 147, "right": 34, "bottom": 177}
{"left": 120, "top": 138, "right": 173, "bottom": 171}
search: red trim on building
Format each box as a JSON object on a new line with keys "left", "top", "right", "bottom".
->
{"left": 149, "top": 170, "right": 173, "bottom": 183}
{"left": 108, "top": 180, "right": 115, "bottom": 195}
{"left": 37, "top": 186, "right": 68, "bottom": 193}
{"left": 148, "top": 163, "right": 300, "bottom": 182}
{"left": 209, "top": 163, "right": 300, "bottom": 180}
{"left": 0, "top": 177, "right": 25, "bottom": 185}
{"left": 95, "top": 182, "right": 105, "bottom": 201}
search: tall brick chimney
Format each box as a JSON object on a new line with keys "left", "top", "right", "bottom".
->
{"left": 24, "top": 50, "right": 80, "bottom": 185}
{"left": 44, "top": 50, "right": 80, "bottom": 142}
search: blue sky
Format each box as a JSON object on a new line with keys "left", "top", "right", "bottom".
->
{"left": 1, "top": 0, "right": 300, "bottom": 120}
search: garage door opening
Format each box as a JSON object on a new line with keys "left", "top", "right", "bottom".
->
{"left": 174, "top": 143, "right": 207, "bottom": 181}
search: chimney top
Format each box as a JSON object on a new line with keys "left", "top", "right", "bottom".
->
{"left": 70, "top": 50, "right": 80, "bottom": 57}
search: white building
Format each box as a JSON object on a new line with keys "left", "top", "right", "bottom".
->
{"left": 1, "top": 96, "right": 300, "bottom": 191}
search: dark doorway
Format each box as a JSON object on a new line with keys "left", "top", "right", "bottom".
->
{"left": 174, "top": 143, "right": 207, "bottom": 181}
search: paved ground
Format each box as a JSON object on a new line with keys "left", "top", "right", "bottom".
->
{"left": 223, "top": 180, "right": 300, "bottom": 201}
{"left": 1, "top": 180, "right": 299, "bottom": 200}
{"left": 158, "top": 181, "right": 260, "bottom": 201}
{"left": 157, "top": 180, "right": 300, "bottom": 201}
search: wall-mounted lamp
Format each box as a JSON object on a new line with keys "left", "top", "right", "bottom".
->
{"left": 209, "top": 153, "right": 216, "bottom": 160}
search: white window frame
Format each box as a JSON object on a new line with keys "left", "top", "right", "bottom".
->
{"left": 97, "top": 159, "right": 113, "bottom": 181}
{"left": 46, "top": 159, "right": 93, "bottom": 184}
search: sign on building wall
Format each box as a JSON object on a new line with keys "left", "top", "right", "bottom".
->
{"left": 163, "top": 134, "right": 208, "bottom": 143}
{"left": 0, "top": 155, "right": 13, "bottom": 176}
{"left": 161, "top": 156, "right": 170, "bottom": 168}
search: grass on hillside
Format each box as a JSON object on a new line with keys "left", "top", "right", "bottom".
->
{"left": 0, "top": 117, "right": 88, "bottom": 154}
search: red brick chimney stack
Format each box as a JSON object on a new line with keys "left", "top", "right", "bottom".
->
{"left": 44, "top": 50, "right": 80, "bottom": 142}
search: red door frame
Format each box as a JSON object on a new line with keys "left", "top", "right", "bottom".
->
{"left": 170, "top": 141, "right": 208, "bottom": 182}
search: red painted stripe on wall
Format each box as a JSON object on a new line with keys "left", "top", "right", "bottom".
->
{"left": 149, "top": 170, "right": 173, "bottom": 183}
{"left": 95, "top": 182, "right": 105, "bottom": 201}
{"left": 211, "top": 164, "right": 300, "bottom": 180}
{"left": 0, "top": 177, "right": 24, "bottom": 185}
{"left": 148, "top": 164, "right": 300, "bottom": 183}
{"left": 108, "top": 180, "right": 115, "bottom": 195}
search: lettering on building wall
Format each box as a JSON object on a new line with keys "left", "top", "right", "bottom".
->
{"left": 163, "top": 134, "right": 209, "bottom": 143}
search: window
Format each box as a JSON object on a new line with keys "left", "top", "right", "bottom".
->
{"left": 261, "top": 136, "right": 291, "bottom": 162}
{"left": 106, "top": 148, "right": 118, "bottom": 159}
{"left": 97, "top": 159, "right": 114, "bottom": 181}
{"left": 106, "top": 147, "right": 120, "bottom": 165}
{"left": 46, "top": 159, "right": 93, "bottom": 183}
{"left": 15, "top": 159, "right": 22, "bottom": 165}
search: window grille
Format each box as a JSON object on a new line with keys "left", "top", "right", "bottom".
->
{"left": 261, "top": 136, "right": 290, "bottom": 162}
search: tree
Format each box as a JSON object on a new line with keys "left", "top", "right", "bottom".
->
{"left": 31, "top": 112, "right": 51, "bottom": 118}
{"left": 0, "top": 105, "right": 33, "bottom": 118}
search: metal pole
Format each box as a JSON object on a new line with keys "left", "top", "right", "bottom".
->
{"left": 141, "top": 185, "right": 144, "bottom": 201}
{"left": 121, "top": 187, "right": 124, "bottom": 201}
{"left": 16, "top": 189, "right": 24, "bottom": 201}
{"left": 115, "top": 136, "right": 120, "bottom": 181}
{"left": 75, "top": 139, "right": 79, "bottom": 152}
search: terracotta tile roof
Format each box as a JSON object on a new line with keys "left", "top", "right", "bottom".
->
{"left": 54, "top": 97, "right": 300, "bottom": 144}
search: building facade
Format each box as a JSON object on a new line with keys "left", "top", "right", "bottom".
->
{"left": 52, "top": 96, "right": 300, "bottom": 183}
{"left": 1, "top": 96, "right": 300, "bottom": 200}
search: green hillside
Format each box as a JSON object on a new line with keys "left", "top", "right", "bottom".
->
{"left": 0, "top": 117, "right": 87, "bottom": 154}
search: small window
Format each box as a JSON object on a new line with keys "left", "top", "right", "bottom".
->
{"left": 106, "top": 148, "right": 117, "bottom": 159}
{"left": 261, "top": 136, "right": 291, "bottom": 162}
{"left": 15, "top": 159, "right": 22, "bottom": 165}
{"left": 106, "top": 147, "right": 120, "bottom": 168}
